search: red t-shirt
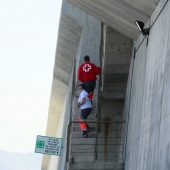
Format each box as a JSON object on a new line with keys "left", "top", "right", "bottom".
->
{"left": 78, "top": 62, "right": 101, "bottom": 82}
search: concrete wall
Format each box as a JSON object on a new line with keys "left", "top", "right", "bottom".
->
{"left": 124, "top": 0, "right": 170, "bottom": 170}
{"left": 62, "top": 0, "right": 101, "bottom": 66}
{"left": 101, "top": 25, "right": 133, "bottom": 121}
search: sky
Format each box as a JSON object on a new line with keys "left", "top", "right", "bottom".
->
{"left": 0, "top": 0, "right": 62, "bottom": 169}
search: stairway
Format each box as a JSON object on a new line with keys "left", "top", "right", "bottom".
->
{"left": 67, "top": 93, "right": 124, "bottom": 170}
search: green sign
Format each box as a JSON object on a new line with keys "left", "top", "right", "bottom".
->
{"left": 35, "top": 135, "right": 63, "bottom": 156}
{"left": 36, "top": 140, "right": 45, "bottom": 148}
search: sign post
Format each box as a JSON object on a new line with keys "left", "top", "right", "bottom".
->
{"left": 35, "top": 135, "right": 63, "bottom": 156}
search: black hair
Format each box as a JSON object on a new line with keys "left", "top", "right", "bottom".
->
{"left": 84, "top": 55, "right": 90, "bottom": 62}
{"left": 78, "top": 84, "right": 85, "bottom": 89}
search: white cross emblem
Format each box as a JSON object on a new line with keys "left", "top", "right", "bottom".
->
{"left": 83, "top": 64, "right": 91, "bottom": 72}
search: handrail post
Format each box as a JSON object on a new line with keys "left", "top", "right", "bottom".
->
{"left": 94, "top": 121, "right": 99, "bottom": 159}
{"left": 66, "top": 122, "right": 72, "bottom": 162}
{"left": 94, "top": 24, "right": 103, "bottom": 159}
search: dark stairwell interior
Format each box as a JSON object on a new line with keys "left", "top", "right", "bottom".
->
{"left": 100, "top": 25, "right": 133, "bottom": 167}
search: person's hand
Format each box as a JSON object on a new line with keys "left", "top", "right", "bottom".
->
{"left": 77, "top": 103, "right": 80, "bottom": 108}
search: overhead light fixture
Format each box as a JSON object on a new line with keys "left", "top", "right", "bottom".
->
{"left": 135, "top": 20, "right": 150, "bottom": 36}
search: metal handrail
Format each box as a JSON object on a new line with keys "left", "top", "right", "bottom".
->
{"left": 94, "top": 22, "right": 103, "bottom": 159}
{"left": 66, "top": 59, "right": 76, "bottom": 162}
{"left": 69, "top": 121, "right": 125, "bottom": 123}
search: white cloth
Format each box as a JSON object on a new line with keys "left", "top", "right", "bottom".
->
{"left": 78, "top": 90, "right": 92, "bottom": 109}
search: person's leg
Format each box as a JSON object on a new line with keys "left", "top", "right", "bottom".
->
{"left": 86, "top": 124, "right": 90, "bottom": 132}
{"left": 88, "top": 92, "right": 94, "bottom": 100}
{"left": 84, "top": 80, "right": 96, "bottom": 93}
{"left": 83, "top": 81, "right": 91, "bottom": 94}
{"left": 89, "top": 81, "right": 96, "bottom": 93}
{"left": 81, "top": 108, "right": 92, "bottom": 120}
{"left": 88, "top": 81, "right": 96, "bottom": 100}
{"left": 78, "top": 116, "right": 88, "bottom": 137}
{"left": 83, "top": 130, "right": 88, "bottom": 137}
{"left": 81, "top": 108, "right": 92, "bottom": 134}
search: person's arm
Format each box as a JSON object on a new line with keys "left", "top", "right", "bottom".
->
{"left": 77, "top": 92, "right": 86, "bottom": 108}
{"left": 94, "top": 64, "right": 101, "bottom": 75}
{"left": 77, "top": 98, "right": 85, "bottom": 107}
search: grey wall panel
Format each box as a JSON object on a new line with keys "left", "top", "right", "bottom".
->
{"left": 125, "top": 1, "right": 170, "bottom": 170}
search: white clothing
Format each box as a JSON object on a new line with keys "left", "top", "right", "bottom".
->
{"left": 78, "top": 90, "right": 92, "bottom": 109}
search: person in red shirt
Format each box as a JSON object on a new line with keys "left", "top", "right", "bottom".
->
{"left": 78, "top": 55, "right": 101, "bottom": 100}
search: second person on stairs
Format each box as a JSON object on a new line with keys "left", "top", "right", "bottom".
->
{"left": 77, "top": 84, "right": 92, "bottom": 137}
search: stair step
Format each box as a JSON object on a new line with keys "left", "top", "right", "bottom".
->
{"left": 72, "top": 124, "right": 123, "bottom": 131}
{"left": 73, "top": 114, "right": 97, "bottom": 120}
{"left": 71, "top": 131, "right": 123, "bottom": 138}
{"left": 71, "top": 144, "right": 123, "bottom": 152}
{"left": 71, "top": 137, "right": 123, "bottom": 145}
{"left": 104, "top": 73, "right": 128, "bottom": 83}
{"left": 70, "top": 152, "right": 122, "bottom": 163}
{"left": 102, "top": 92, "right": 125, "bottom": 100}
{"left": 104, "top": 64, "right": 129, "bottom": 74}
{"left": 72, "top": 131, "right": 96, "bottom": 138}
{"left": 103, "top": 82, "right": 127, "bottom": 92}
{"left": 69, "top": 162, "right": 123, "bottom": 169}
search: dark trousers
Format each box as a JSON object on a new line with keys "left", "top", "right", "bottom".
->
{"left": 83, "top": 80, "right": 96, "bottom": 94}
{"left": 81, "top": 108, "right": 92, "bottom": 119}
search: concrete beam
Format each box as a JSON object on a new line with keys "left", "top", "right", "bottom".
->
{"left": 122, "top": 0, "right": 156, "bottom": 16}
{"left": 67, "top": 0, "right": 156, "bottom": 39}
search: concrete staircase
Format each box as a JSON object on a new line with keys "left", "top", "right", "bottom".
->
{"left": 66, "top": 26, "right": 132, "bottom": 170}
{"left": 67, "top": 94, "right": 124, "bottom": 170}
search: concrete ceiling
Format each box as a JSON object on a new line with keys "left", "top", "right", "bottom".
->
{"left": 68, "top": 0, "right": 159, "bottom": 40}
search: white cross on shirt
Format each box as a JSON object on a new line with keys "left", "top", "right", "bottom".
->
{"left": 83, "top": 64, "right": 91, "bottom": 72}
